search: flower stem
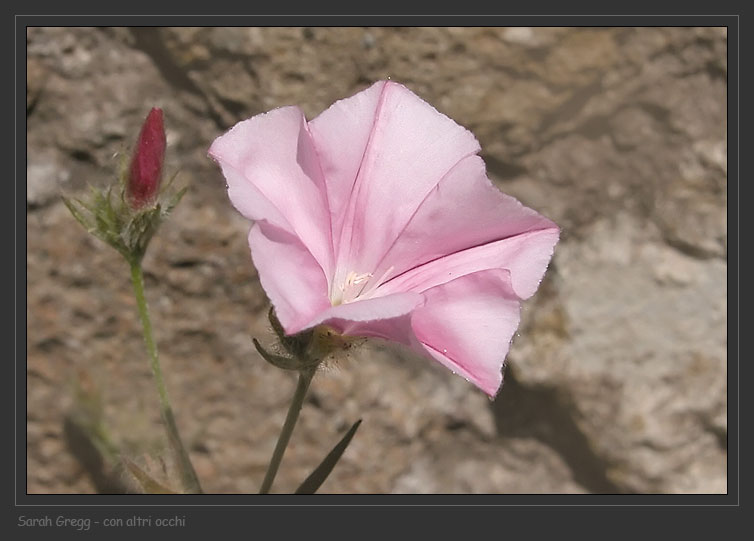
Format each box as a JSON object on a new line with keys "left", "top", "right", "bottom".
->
{"left": 259, "top": 368, "right": 316, "bottom": 494}
{"left": 129, "top": 262, "right": 202, "bottom": 494}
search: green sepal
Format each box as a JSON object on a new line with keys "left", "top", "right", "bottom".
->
{"left": 62, "top": 179, "right": 187, "bottom": 265}
{"left": 295, "top": 419, "right": 362, "bottom": 494}
{"left": 268, "top": 308, "right": 313, "bottom": 359}
{"left": 161, "top": 184, "right": 187, "bottom": 215}
{"left": 62, "top": 196, "right": 96, "bottom": 234}
{"left": 253, "top": 338, "right": 303, "bottom": 371}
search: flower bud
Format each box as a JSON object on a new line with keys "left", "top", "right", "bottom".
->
{"left": 127, "top": 107, "right": 166, "bottom": 209}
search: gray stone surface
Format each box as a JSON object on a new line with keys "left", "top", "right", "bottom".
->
{"left": 26, "top": 27, "right": 727, "bottom": 494}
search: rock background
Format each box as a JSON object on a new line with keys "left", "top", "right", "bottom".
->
{"left": 26, "top": 27, "right": 727, "bottom": 494}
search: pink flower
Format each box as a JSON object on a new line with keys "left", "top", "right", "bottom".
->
{"left": 209, "top": 81, "right": 559, "bottom": 396}
{"left": 127, "top": 107, "right": 166, "bottom": 209}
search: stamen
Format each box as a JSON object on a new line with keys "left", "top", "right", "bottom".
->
{"left": 332, "top": 266, "right": 396, "bottom": 305}
{"left": 358, "top": 265, "right": 394, "bottom": 299}
{"left": 338, "top": 271, "right": 373, "bottom": 303}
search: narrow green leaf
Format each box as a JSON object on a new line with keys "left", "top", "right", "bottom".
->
{"left": 122, "top": 457, "right": 180, "bottom": 494}
{"left": 295, "top": 419, "right": 362, "bottom": 494}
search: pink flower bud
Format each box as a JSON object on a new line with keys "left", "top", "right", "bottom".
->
{"left": 127, "top": 107, "right": 166, "bottom": 209}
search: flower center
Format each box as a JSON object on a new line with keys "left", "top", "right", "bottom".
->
{"left": 331, "top": 266, "right": 394, "bottom": 306}
{"left": 336, "top": 271, "right": 372, "bottom": 305}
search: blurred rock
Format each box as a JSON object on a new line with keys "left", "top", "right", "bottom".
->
{"left": 510, "top": 214, "right": 726, "bottom": 493}
{"left": 26, "top": 27, "right": 727, "bottom": 494}
{"left": 27, "top": 151, "right": 70, "bottom": 209}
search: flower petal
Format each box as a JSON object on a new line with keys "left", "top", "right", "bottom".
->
{"left": 410, "top": 269, "right": 521, "bottom": 396}
{"left": 214, "top": 161, "right": 292, "bottom": 232}
{"left": 209, "top": 106, "right": 334, "bottom": 283}
{"left": 303, "top": 291, "right": 424, "bottom": 342}
{"left": 377, "top": 228, "right": 559, "bottom": 301}
{"left": 248, "top": 223, "right": 331, "bottom": 334}
{"left": 308, "top": 81, "right": 388, "bottom": 256}
{"left": 310, "top": 81, "right": 481, "bottom": 289}
{"left": 371, "top": 154, "right": 559, "bottom": 298}
{"left": 335, "top": 313, "right": 417, "bottom": 347}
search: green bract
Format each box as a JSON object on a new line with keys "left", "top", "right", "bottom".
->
{"left": 63, "top": 175, "right": 185, "bottom": 265}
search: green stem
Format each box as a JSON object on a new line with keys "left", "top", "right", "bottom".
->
{"left": 129, "top": 262, "right": 203, "bottom": 494}
{"left": 259, "top": 368, "right": 315, "bottom": 494}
